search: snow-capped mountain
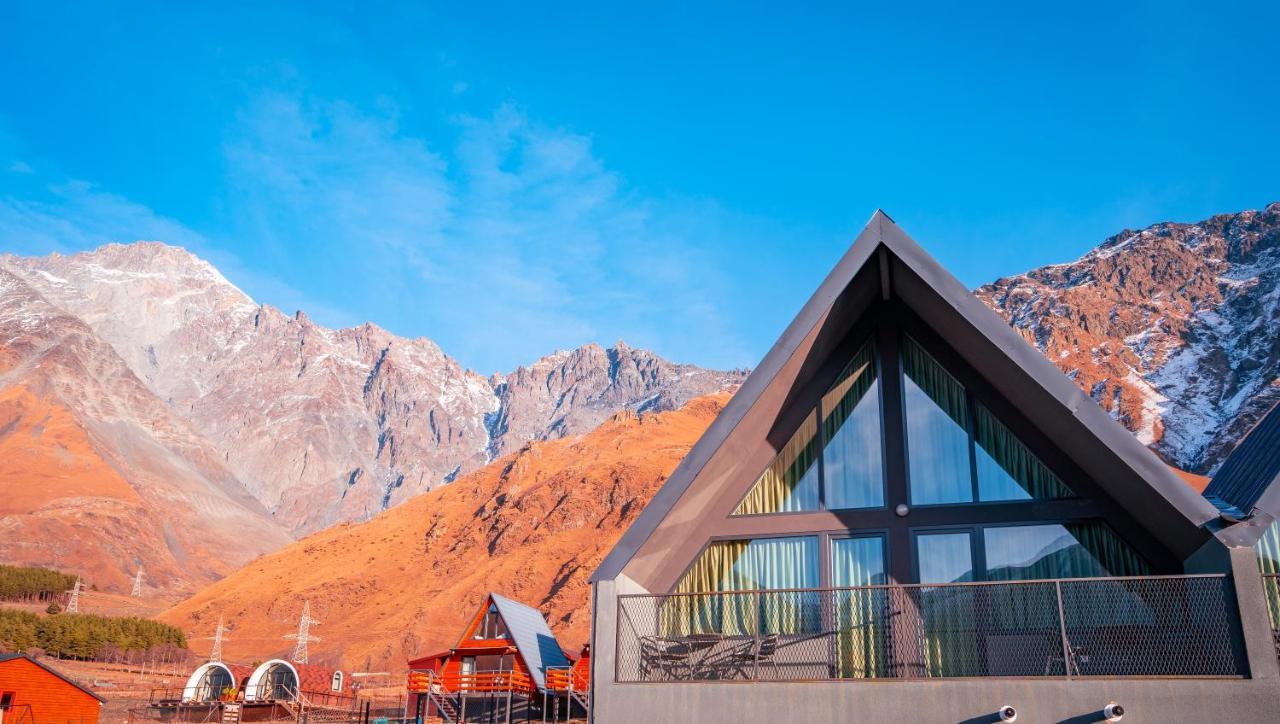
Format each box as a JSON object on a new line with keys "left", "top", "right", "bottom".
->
{"left": 978, "top": 202, "right": 1280, "bottom": 473}
{"left": 0, "top": 244, "right": 746, "bottom": 534}
{"left": 0, "top": 268, "right": 291, "bottom": 594}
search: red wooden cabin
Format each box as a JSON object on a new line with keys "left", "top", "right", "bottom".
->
{"left": 0, "top": 653, "right": 106, "bottom": 724}
{"left": 407, "top": 593, "right": 570, "bottom": 722}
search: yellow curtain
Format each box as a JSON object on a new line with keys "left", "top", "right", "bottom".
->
{"left": 1255, "top": 521, "right": 1280, "bottom": 629}
{"left": 831, "top": 537, "right": 886, "bottom": 678}
{"left": 734, "top": 412, "right": 820, "bottom": 514}
{"left": 664, "top": 538, "right": 818, "bottom": 636}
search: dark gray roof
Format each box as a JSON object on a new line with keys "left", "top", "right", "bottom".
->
{"left": 0, "top": 653, "right": 107, "bottom": 702}
{"left": 592, "top": 210, "right": 1224, "bottom": 584}
{"left": 1204, "top": 401, "right": 1280, "bottom": 525}
{"left": 490, "top": 593, "right": 570, "bottom": 693}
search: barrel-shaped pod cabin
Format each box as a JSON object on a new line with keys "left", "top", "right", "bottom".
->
{"left": 242, "top": 659, "right": 350, "bottom": 702}
{"left": 181, "top": 661, "right": 254, "bottom": 702}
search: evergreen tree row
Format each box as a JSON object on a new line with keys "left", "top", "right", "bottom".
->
{"left": 0, "top": 609, "right": 187, "bottom": 660}
{"left": 0, "top": 564, "right": 78, "bottom": 601}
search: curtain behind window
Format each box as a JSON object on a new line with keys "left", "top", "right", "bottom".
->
{"left": 1257, "top": 522, "right": 1280, "bottom": 629}
{"left": 734, "top": 413, "right": 821, "bottom": 514}
{"left": 902, "top": 336, "right": 973, "bottom": 504}
{"left": 974, "top": 403, "right": 1074, "bottom": 501}
{"left": 832, "top": 537, "right": 887, "bottom": 678}
{"left": 822, "top": 343, "right": 886, "bottom": 510}
{"left": 665, "top": 537, "right": 818, "bottom": 636}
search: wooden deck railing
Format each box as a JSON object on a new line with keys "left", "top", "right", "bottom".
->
{"left": 407, "top": 669, "right": 536, "bottom": 695}
{"left": 544, "top": 666, "right": 589, "bottom": 692}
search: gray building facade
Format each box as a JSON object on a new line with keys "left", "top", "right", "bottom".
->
{"left": 588, "top": 211, "right": 1280, "bottom": 723}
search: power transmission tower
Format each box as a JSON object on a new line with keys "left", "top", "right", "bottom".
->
{"left": 65, "top": 577, "right": 82, "bottom": 613}
{"left": 131, "top": 566, "right": 145, "bottom": 597}
{"left": 284, "top": 600, "right": 321, "bottom": 664}
{"left": 204, "top": 616, "right": 231, "bottom": 662}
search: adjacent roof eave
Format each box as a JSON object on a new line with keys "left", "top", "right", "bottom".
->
{"left": 592, "top": 209, "right": 1224, "bottom": 586}
{"left": 1204, "top": 400, "right": 1280, "bottom": 547}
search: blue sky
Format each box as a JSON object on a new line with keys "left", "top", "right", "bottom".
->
{"left": 0, "top": 2, "right": 1276, "bottom": 373}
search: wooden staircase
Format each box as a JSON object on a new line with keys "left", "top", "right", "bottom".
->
{"left": 406, "top": 669, "right": 462, "bottom": 723}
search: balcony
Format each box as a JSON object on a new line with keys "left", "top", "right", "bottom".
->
{"left": 615, "top": 575, "right": 1244, "bottom": 683}
{"left": 407, "top": 669, "right": 537, "bottom": 695}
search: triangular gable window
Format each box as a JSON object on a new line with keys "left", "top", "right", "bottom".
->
{"left": 902, "top": 335, "right": 1073, "bottom": 504}
{"left": 734, "top": 342, "right": 885, "bottom": 515}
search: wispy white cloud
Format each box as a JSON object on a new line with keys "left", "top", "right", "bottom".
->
{"left": 221, "top": 92, "right": 754, "bottom": 371}
{"left": 0, "top": 146, "right": 356, "bottom": 327}
{"left": 0, "top": 92, "right": 761, "bottom": 372}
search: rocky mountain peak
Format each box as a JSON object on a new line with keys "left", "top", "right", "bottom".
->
{"left": 0, "top": 244, "right": 745, "bottom": 535}
{"left": 978, "top": 201, "right": 1280, "bottom": 473}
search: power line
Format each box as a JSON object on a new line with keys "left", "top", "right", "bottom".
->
{"left": 283, "top": 600, "right": 321, "bottom": 664}
{"left": 131, "top": 566, "right": 145, "bottom": 597}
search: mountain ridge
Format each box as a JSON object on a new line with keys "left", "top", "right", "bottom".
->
{"left": 0, "top": 244, "right": 747, "bottom": 536}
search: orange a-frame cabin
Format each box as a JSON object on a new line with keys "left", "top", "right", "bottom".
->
{"left": 407, "top": 593, "right": 570, "bottom": 723}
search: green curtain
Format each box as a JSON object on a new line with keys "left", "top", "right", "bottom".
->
{"left": 920, "top": 586, "right": 980, "bottom": 677}
{"left": 734, "top": 412, "right": 821, "bottom": 514}
{"left": 831, "top": 537, "right": 887, "bottom": 678}
{"left": 821, "top": 343, "right": 886, "bottom": 509}
{"left": 902, "top": 336, "right": 974, "bottom": 505}
{"left": 1256, "top": 521, "right": 1280, "bottom": 629}
{"left": 902, "top": 336, "right": 967, "bottom": 427}
{"left": 665, "top": 537, "right": 818, "bottom": 636}
{"left": 1063, "top": 522, "right": 1150, "bottom": 577}
{"left": 974, "top": 403, "right": 1074, "bottom": 501}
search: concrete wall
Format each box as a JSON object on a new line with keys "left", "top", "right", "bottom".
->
{"left": 593, "top": 677, "right": 1278, "bottom": 723}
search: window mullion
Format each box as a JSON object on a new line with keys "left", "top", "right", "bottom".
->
{"left": 815, "top": 396, "right": 827, "bottom": 511}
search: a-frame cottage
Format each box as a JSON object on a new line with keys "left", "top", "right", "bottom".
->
{"left": 408, "top": 593, "right": 570, "bottom": 723}
{"left": 587, "top": 211, "right": 1280, "bottom": 722}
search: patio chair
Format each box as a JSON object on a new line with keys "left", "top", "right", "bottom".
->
{"left": 638, "top": 636, "right": 694, "bottom": 680}
{"left": 706, "top": 633, "right": 783, "bottom": 680}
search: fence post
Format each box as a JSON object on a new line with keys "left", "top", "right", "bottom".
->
{"left": 1054, "top": 580, "right": 1071, "bottom": 678}
{"left": 752, "top": 590, "right": 762, "bottom": 681}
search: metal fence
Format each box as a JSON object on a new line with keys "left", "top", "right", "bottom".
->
{"left": 615, "top": 575, "right": 1243, "bottom": 682}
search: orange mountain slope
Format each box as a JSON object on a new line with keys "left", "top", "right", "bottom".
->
{"left": 0, "top": 270, "right": 291, "bottom": 596}
{"left": 158, "top": 393, "right": 730, "bottom": 670}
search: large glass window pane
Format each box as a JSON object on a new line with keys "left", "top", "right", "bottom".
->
{"left": 916, "top": 532, "right": 976, "bottom": 677}
{"left": 733, "top": 413, "right": 820, "bottom": 514}
{"left": 669, "top": 537, "right": 819, "bottom": 637}
{"left": 974, "top": 403, "right": 1074, "bottom": 501}
{"left": 675, "top": 536, "right": 819, "bottom": 592}
{"left": 1256, "top": 522, "right": 1280, "bottom": 629}
{"left": 903, "top": 337, "right": 974, "bottom": 505}
{"left": 832, "top": 537, "right": 887, "bottom": 679}
{"left": 916, "top": 532, "right": 975, "bottom": 583}
{"left": 984, "top": 523, "right": 1149, "bottom": 580}
{"left": 822, "top": 343, "right": 886, "bottom": 510}
{"left": 832, "top": 537, "right": 886, "bottom": 586}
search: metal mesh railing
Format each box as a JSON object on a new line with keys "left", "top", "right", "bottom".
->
{"left": 615, "top": 575, "right": 1243, "bottom": 682}
{"left": 1263, "top": 573, "right": 1280, "bottom": 660}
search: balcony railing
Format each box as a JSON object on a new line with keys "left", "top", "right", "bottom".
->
{"left": 407, "top": 669, "right": 536, "bottom": 695}
{"left": 1264, "top": 573, "right": 1280, "bottom": 660}
{"left": 615, "top": 575, "right": 1243, "bottom": 682}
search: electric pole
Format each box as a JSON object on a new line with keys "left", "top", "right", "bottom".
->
{"left": 65, "top": 577, "right": 82, "bottom": 613}
{"left": 131, "top": 566, "right": 145, "bottom": 597}
{"left": 205, "top": 616, "right": 231, "bottom": 662}
{"left": 284, "top": 600, "right": 321, "bottom": 664}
